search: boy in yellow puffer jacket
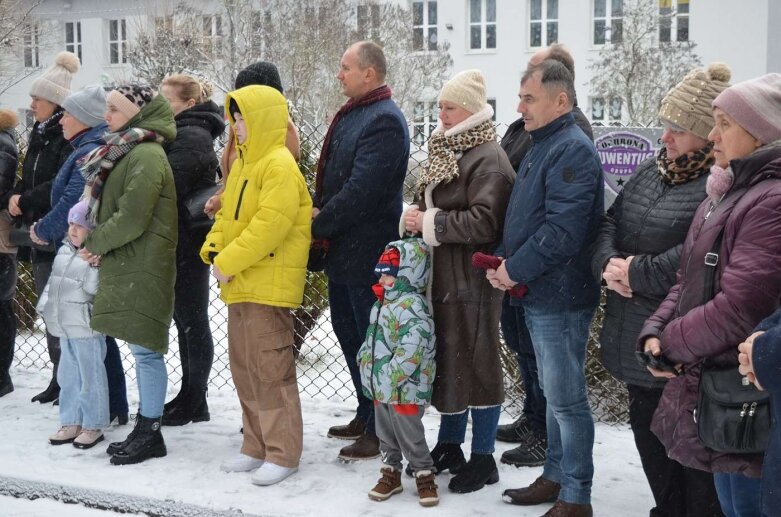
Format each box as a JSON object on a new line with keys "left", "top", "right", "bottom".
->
{"left": 200, "top": 84, "right": 312, "bottom": 486}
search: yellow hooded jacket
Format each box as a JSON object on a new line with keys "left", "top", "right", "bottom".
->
{"left": 200, "top": 85, "right": 312, "bottom": 308}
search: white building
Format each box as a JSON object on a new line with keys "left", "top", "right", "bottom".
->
{"left": 2, "top": 0, "right": 778, "bottom": 129}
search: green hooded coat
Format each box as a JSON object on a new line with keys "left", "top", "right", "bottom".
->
{"left": 85, "top": 94, "right": 178, "bottom": 353}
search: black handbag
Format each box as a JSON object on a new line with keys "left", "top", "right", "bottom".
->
{"left": 694, "top": 226, "right": 771, "bottom": 453}
{"left": 8, "top": 223, "right": 55, "bottom": 253}
{"left": 183, "top": 183, "right": 221, "bottom": 231}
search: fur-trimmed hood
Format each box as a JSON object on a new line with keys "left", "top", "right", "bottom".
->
{"left": 0, "top": 109, "right": 18, "bottom": 132}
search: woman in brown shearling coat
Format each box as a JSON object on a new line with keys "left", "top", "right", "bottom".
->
{"left": 403, "top": 69, "right": 514, "bottom": 494}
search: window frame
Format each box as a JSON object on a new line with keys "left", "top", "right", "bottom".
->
{"left": 468, "top": 0, "right": 497, "bottom": 52}
{"left": 529, "top": 0, "right": 559, "bottom": 49}
{"left": 412, "top": 100, "right": 438, "bottom": 146}
{"left": 357, "top": 3, "right": 381, "bottom": 40}
{"left": 108, "top": 18, "right": 128, "bottom": 65}
{"left": 201, "top": 14, "right": 223, "bottom": 57}
{"left": 659, "top": 0, "right": 690, "bottom": 43}
{"left": 592, "top": 0, "right": 623, "bottom": 46}
{"left": 591, "top": 96, "right": 623, "bottom": 123}
{"left": 23, "top": 22, "right": 40, "bottom": 68}
{"left": 65, "top": 21, "right": 83, "bottom": 63}
{"left": 412, "top": 0, "right": 438, "bottom": 52}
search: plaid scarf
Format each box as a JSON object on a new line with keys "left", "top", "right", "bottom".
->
{"left": 656, "top": 141, "right": 714, "bottom": 185}
{"left": 417, "top": 119, "right": 496, "bottom": 191}
{"left": 314, "top": 85, "right": 393, "bottom": 205}
{"left": 79, "top": 127, "right": 163, "bottom": 224}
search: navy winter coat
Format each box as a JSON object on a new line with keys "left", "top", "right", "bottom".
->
{"left": 34, "top": 123, "right": 107, "bottom": 246}
{"left": 496, "top": 112, "right": 603, "bottom": 309}
{"left": 311, "top": 98, "right": 409, "bottom": 285}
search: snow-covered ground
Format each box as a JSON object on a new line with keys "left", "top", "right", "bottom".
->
{"left": 0, "top": 367, "right": 654, "bottom": 517}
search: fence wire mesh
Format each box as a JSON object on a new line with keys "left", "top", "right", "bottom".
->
{"left": 10, "top": 114, "right": 628, "bottom": 424}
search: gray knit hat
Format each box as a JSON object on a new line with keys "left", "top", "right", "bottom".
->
{"left": 29, "top": 51, "right": 81, "bottom": 106}
{"left": 658, "top": 63, "right": 732, "bottom": 140}
{"left": 62, "top": 85, "right": 106, "bottom": 128}
{"left": 712, "top": 73, "right": 781, "bottom": 144}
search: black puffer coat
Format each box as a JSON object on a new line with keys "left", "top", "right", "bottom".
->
{"left": 5, "top": 111, "right": 71, "bottom": 225}
{"left": 591, "top": 156, "right": 707, "bottom": 388}
{"left": 163, "top": 100, "right": 224, "bottom": 228}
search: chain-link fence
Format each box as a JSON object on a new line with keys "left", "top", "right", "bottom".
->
{"left": 10, "top": 113, "right": 630, "bottom": 424}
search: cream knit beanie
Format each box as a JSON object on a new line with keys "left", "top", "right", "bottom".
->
{"left": 438, "top": 69, "right": 487, "bottom": 115}
{"left": 29, "top": 51, "right": 81, "bottom": 106}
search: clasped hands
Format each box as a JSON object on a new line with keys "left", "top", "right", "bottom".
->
{"left": 602, "top": 256, "right": 634, "bottom": 298}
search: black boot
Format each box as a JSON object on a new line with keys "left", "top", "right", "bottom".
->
{"left": 161, "top": 389, "right": 209, "bottom": 426}
{"left": 448, "top": 453, "right": 499, "bottom": 493}
{"left": 162, "top": 384, "right": 189, "bottom": 414}
{"left": 31, "top": 377, "right": 59, "bottom": 403}
{"left": 406, "top": 442, "right": 466, "bottom": 477}
{"left": 0, "top": 375, "right": 13, "bottom": 398}
{"left": 496, "top": 415, "right": 534, "bottom": 443}
{"left": 110, "top": 412, "right": 129, "bottom": 426}
{"left": 106, "top": 414, "right": 140, "bottom": 455}
{"left": 110, "top": 415, "right": 167, "bottom": 465}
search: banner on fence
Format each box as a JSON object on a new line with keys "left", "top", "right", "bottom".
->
{"left": 593, "top": 127, "right": 663, "bottom": 206}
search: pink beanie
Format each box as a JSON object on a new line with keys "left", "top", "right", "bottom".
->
{"left": 712, "top": 73, "right": 781, "bottom": 144}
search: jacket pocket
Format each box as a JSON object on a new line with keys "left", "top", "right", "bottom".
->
{"left": 234, "top": 179, "right": 249, "bottom": 220}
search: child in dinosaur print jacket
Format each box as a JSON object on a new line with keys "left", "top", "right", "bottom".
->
{"left": 357, "top": 237, "right": 437, "bottom": 507}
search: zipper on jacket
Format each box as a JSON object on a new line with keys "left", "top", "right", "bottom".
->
{"left": 234, "top": 179, "right": 249, "bottom": 220}
{"left": 676, "top": 199, "right": 719, "bottom": 317}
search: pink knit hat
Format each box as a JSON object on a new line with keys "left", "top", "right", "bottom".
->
{"left": 712, "top": 73, "right": 781, "bottom": 144}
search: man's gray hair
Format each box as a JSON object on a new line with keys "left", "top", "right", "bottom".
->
{"left": 521, "top": 60, "right": 576, "bottom": 108}
{"left": 354, "top": 41, "right": 387, "bottom": 82}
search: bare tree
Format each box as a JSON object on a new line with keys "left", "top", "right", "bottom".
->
{"left": 588, "top": 0, "right": 701, "bottom": 125}
{"left": 0, "top": 0, "right": 45, "bottom": 97}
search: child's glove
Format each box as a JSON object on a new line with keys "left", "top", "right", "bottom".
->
{"left": 471, "top": 252, "right": 528, "bottom": 298}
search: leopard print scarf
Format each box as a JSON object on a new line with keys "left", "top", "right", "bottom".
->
{"left": 657, "top": 141, "right": 715, "bottom": 185}
{"left": 417, "top": 120, "right": 496, "bottom": 191}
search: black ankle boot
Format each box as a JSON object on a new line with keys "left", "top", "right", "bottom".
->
{"left": 106, "top": 414, "right": 140, "bottom": 455}
{"left": 407, "top": 442, "right": 466, "bottom": 477}
{"left": 161, "top": 389, "right": 209, "bottom": 426}
{"left": 31, "top": 378, "right": 59, "bottom": 403}
{"left": 448, "top": 453, "right": 499, "bottom": 493}
{"left": 163, "top": 385, "right": 189, "bottom": 413}
{"left": 110, "top": 415, "right": 167, "bottom": 465}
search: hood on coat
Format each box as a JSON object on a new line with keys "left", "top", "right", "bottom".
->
{"left": 0, "top": 109, "right": 17, "bottom": 131}
{"left": 176, "top": 100, "right": 225, "bottom": 140}
{"left": 224, "top": 85, "right": 288, "bottom": 164}
{"left": 382, "top": 238, "right": 430, "bottom": 299}
{"left": 119, "top": 93, "right": 177, "bottom": 142}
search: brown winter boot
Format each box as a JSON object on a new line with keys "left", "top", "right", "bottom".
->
{"left": 415, "top": 470, "right": 439, "bottom": 507}
{"left": 502, "top": 476, "right": 561, "bottom": 505}
{"left": 543, "top": 500, "right": 593, "bottom": 517}
{"left": 368, "top": 467, "right": 403, "bottom": 501}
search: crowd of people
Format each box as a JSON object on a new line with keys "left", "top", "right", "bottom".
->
{"left": 0, "top": 39, "right": 779, "bottom": 517}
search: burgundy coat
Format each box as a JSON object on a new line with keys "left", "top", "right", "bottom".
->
{"left": 638, "top": 143, "right": 781, "bottom": 477}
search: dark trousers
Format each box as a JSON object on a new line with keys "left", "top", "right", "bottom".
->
{"left": 500, "top": 296, "right": 547, "bottom": 437}
{"left": 32, "top": 256, "right": 59, "bottom": 379}
{"left": 0, "top": 253, "right": 16, "bottom": 384}
{"left": 627, "top": 384, "right": 724, "bottom": 517}
{"left": 104, "top": 336, "right": 128, "bottom": 415}
{"left": 173, "top": 227, "right": 214, "bottom": 395}
{"left": 328, "top": 280, "right": 376, "bottom": 435}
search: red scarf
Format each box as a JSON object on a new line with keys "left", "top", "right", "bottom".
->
{"left": 314, "top": 85, "right": 393, "bottom": 206}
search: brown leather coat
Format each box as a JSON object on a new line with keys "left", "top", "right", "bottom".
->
{"left": 413, "top": 140, "right": 515, "bottom": 413}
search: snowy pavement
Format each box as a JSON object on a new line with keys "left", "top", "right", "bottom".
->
{"left": 0, "top": 367, "right": 653, "bottom": 516}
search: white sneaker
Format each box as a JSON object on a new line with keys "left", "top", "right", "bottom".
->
{"left": 251, "top": 461, "right": 298, "bottom": 486}
{"left": 220, "top": 453, "right": 264, "bottom": 473}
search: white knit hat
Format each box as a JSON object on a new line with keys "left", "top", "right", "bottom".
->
{"left": 29, "top": 51, "right": 81, "bottom": 106}
{"left": 438, "top": 69, "right": 487, "bottom": 115}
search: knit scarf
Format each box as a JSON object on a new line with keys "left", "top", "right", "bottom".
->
{"left": 314, "top": 85, "right": 393, "bottom": 205}
{"left": 417, "top": 117, "right": 496, "bottom": 191}
{"left": 656, "top": 141, "right": 715, "bottom": 185}
{"left": 79, "top": 127, "right": 164, "bottom": 224}
{"left": 36, "top": 109, "right": 63, "bottom": 135}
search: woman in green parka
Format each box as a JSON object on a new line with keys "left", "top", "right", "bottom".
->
{"left": 79, "top": 85, "right": 178, "bottom": 465}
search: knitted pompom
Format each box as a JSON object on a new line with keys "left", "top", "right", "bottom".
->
{"left": 707, "top": 62, "right": 731, "bottom": 83}
{"left": 0, "top": 109, "right": 18, "bottom": 130}
{"left": 54, "top": 51, "right": 81, "bottom": 74}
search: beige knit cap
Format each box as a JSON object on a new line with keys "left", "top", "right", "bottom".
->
{"left": 29, "top": 51, "right": 81, "bottom": 106}
{"left": 438, "top": 69, "right": 487, "bottom": 115}
{"left": 658, "top": 63, "right": 732, "bottom": 139}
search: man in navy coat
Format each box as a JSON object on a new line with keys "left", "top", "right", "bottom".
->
{"left": 312, "top": 41, "right": 409, "bottom": 461}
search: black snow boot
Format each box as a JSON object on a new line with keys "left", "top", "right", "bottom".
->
{"left": 161, "top": 389, "right": 209, "bottom": 426}
{"left": 110, "top": 416, "right": 167, "bottom": 465}
{"left": 406, "top": 442, "right": 466, "bottom": 477}
{"left": 448, "top": 453, "right": 499, "bottom": 493}
{"left": 31, "top": 377, "right": 59, "bottom": 404}
{"left": 106, "top": 414, "right": 140, "bottom": 455}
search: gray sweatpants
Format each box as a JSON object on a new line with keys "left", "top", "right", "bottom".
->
{"left": 375, "top": 402, "right": 434, "bottom": 473}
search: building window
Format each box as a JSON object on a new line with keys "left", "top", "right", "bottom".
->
{"left": 202, "top": 14, "right": 223, "bottom": 56}
{"left": 23, "top": 22, "right": 40, "bottom": 68}
{"left": 412, "top": 1, "right": 437, "bottom": 51}
{"left": 659, "top": 0, "right": 689, "bottom": 42}
{"left": 65, "top": 22, "right": 82, "bottom": 63}
{"left": 357, "top": 4, "right": 381, "bottom": 40}
{"left": 19, "top": 109, "right": 34, "bottom": 128}
{"left": 591, "top": 97, "right": 622, "bottom": 123}
{"left": 108, "top": 19, "right": 128, "bottom": 64}
{"left": 469, "top": 0, "right": 496, "bottom": 51}
{"left": 487, "top": 98, "right": 497, "bottom": 121}
{"left": 593, "top": 0, "right": 623, "bottom": 45}
{"left": 413, "top": 101, "right": 438, "bottom": 145}
{"left": 529, "top": 0, "right": 558, "bottom": 48}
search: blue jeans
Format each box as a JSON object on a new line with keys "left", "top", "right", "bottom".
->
{"left": 58, "top": 336, "right": 109, "bottom": 429}
{"left": 524, "top": 305, "right": 595, "bottom": 505}
{"left": 714, "top": 472, "right": 763, "bottom": 517}
{"left": 501, "top": 296, "right": 547, "bottom": 437}
{"left": 437, "top": 406, "right": 501, "bottom": 455}
{"left": 104, "top": 336, "right": 128, "bottom": 415}
{"left": 129, "top": 344, "right": 167, "bottom": 419}
{"left": 328, "top": 281, "right": 376, "bottom": 435}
